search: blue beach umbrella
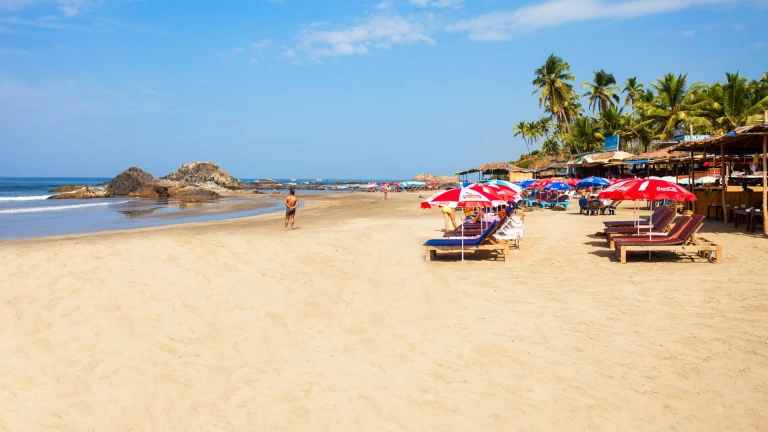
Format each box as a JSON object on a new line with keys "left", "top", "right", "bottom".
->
{"left": 543, "top": 182, "right": 572, "bottom": 191}
{"left": 519, "top": 179, "right": 538, "bottom": 188}
{"left": 576, "top": 176, "right": 610, "bottom": 188}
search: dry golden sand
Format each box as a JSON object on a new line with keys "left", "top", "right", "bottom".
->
{"left": 1, "top": 192, "right": 767, "bottom": 431}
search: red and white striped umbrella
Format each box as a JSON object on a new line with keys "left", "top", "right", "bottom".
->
{"left": 421, "top": 184, "right": 506, "bottom": 209}
{"left": 599, "top": 179, "right": 695, "bottom": 202}
{"left": 482, "top": 183, "right": 520, "bottom": 201}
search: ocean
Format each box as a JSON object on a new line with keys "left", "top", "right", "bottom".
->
{"left": 0, "top": 177, "right": 399, "bottom": 241}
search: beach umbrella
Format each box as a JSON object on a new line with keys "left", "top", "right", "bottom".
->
{"left": 600, "top": 178, "right": 695, "bottom": 242}
{"left": 482, "top": 183, "right": 520, "bottom": 202}
{"left": 519, "top": 179, "right": 538, "bottom": 188}
{"left": 576, "top": 176, "right": 610, "bottom": 188}
{"left": 565, "top": 178, "right": 581, "bottom": 186}
{"left": 486, "top": 179, "right": 524, "bottom": 193}
{"left": 421, "top": 185, "right": 505, "bottom": 260}
{"left": 660, "top": 176, "right": 677, "bottom": 183}
{"left": 543, "top": 182, "right": 572, "bottom": 191}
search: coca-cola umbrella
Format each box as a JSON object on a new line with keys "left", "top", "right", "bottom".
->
{"left": 483, "top": 182, "right": 520, "bottom": 202}
{"left": 600, "top": 178, "right": 696, "bottom": 240}
{"left": 421, "top": 185, "right": 506, "bottom": 260}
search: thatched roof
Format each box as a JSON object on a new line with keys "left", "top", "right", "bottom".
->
{"left": 670, "top": 124, "right": 768, "bottom": 153}
{"left": 568, "top": 151, "right": 634, "bottom": 165}
{"left": 475, "top": 162, "right": 529, "bottom": 173}
{"left": 625, "top": 148, "right": 688, "bottom": 161}
{"left": 456, "top": 162, "right": 529, "bottom": 175}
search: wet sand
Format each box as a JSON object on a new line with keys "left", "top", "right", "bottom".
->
{"left": 1, "top": 192, "right": 767, "bottom": 431}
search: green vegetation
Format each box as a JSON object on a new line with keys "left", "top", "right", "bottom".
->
{"left": 515, "top": 55, "right": 768, "bottom": 157}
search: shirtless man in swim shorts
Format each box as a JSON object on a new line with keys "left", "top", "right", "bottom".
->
{"left": 284, "top": 189, "right": 298, "bottom": 230}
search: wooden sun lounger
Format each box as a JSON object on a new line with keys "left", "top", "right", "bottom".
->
{"left": 425, "top": 221, "right": 510, "bottom": 262}
{"left": 605, "top": 209, "right": 676, "bottom": 248}
{"left": 613, "top": 215, "right": 722, "bottom": 264}
{"left": 603, "top": 206, "right": 670, "bottom": 228}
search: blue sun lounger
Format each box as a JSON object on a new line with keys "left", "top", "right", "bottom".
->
{"left": 424, "top": 221, "right": 510, "bottom": 262}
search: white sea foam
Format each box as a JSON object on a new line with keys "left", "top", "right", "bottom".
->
{"left": 0, "top": 195, "right": 52, "bottom": 201}
{"left": 0, "top": 200, "right": 130, "bottom": 214}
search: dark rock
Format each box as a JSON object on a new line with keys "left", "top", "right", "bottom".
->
{"left": 106, "top": 167, "right": 157, "bottom": 196}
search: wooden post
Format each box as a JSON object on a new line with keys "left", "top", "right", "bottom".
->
{"left": 689, "top": 150, "right": 695, "bottom": 213}
{"left": 762, "top": 136, "right": 768, "bottom": 235}
{"left": 721, "top": 144, "right": 728, "bottom": 223}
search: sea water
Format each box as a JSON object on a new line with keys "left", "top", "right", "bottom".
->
{"left": 0, "top": 177, "right": 281, "bottom": 241}
{"left": 0, "top": 177, "right": 399, "bottom": 240}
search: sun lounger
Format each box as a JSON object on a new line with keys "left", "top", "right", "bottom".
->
{"left": 603, "top": 206, "right": 670, "bottom": 228}
{"left": 425, "top": 221, "right": 510, "bottom": 262}
{"left": 604, "top": 209, "right": 676, "bottom": 248}
{"left": 605, "top": 200, "right": 619, "bottom": 215}
{"left": 613, "top": 215, "right": 722, "bottom": 264}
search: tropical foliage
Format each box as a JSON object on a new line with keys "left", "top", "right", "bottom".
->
{"left": 519, "top": 54, "right": 768, "bottom": 158}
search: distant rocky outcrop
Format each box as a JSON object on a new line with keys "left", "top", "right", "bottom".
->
{"left": 160, "top": 162, "right": 250, "bottom": 192}
{"left": 412, "top": 173, "right": 438, "bottom": 182}
{"left": 48, "top": 187, "right": 110, "bottom": 199}
{"left": 49, "top": 185, "right": 85, "bottom": 193}
{"left": 106, "top": 167, "right": 157, "bottom": 196}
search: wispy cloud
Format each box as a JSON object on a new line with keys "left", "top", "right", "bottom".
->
{"left": 297, "top": 14, "right": 436, "bottom": 58}
{"left": 411, "top": 0, "right": 464, "bottom": 8}
{"left": 681, "top": 29, "right": 696, "bottom": 37}
{"left": 0, "top": 0, "right": 90, "bottom": 17}
{"left": 0, "top": 46, "right": 32, "bottom": 55}
{"left": 250, "top": 39, "right": 272, "bottom": 51}
{"left": 745, "top": 41, "right": 768, "bottom": 51}
{"left": 280, "top": 48, "right": 301, "bottom": 65}
{"left": 447, "top": 0, "right": 736, "bottom": 41}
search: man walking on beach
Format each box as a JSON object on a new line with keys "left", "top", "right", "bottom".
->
{"left": 284, "top": 189, "right": 298, "bottom": 230}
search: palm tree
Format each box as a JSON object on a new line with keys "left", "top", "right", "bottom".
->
{"left": 538, "top": 115, "right": 554, "bottom": 140}
{"left": 527, "top": 120, "right": 544, "bottom": 149}
{"left": 540, "top": 137, "right": 560, "bottom": 155}
{"left": 568, "top": 116, "right": 604, "bottom": 153}
{"left": 582, "top": 69, "right": 621, "bottom": 114}
{"left": 704, "top": 72, "right": 768, "bottom": 133}
{"left": 512, "top": 120, "right": 531, "bottom": 154}
{"left": 643, "top": 73, "right": 710, "bottom": 139}
{"left": 532, "top": 54, "right": 576, "bottom": 133}
{"left": 599, "top": 105, "right": 627, "bottom": 138}
{"left": 623, "top": 77, "right": 644, "bottom": 109}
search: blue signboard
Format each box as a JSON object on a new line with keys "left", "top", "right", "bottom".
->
{"left": 604, "top": 135, "right": 620, "bottom": 152}
{"left": 673, "top": 127, "right": 685, "bottom": 142}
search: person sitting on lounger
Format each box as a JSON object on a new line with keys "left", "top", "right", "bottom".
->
{"left": 469, "top": 208, "right": 505, "bottom": 224}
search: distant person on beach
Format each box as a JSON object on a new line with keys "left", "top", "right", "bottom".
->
{"left": 284, "top": 189, "right": 298, "bottom": 230}
{"left": 383, "top": 184, "right": 390, "bottom": 200}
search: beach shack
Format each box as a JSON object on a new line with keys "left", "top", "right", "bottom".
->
{"left": 670, "top": 117, "right": 768, "bottom": 235}
{"left": 456, "top": 162, "right": 533, "bottom": 182}
{"left": 567, "top": 151, "right": 634, "bottom": 178}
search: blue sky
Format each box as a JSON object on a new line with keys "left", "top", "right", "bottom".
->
{"left": 1, "top": 0, "right": 766, "bottom": 179}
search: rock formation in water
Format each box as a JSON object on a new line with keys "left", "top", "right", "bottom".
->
{"left": 160, "top": 162, "right": 250, "bottom": 192}
{"left": 48, "top": 187, "right": 110, "bottom": 199}
{"left": 49, "top": 185, "right": 85, "bottom": 193}
{"left": 106, "top": 167, "right": 158, "bottom": 196}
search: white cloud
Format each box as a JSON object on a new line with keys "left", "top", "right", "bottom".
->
{"left": 297, "top": 14, "right": 436, "bottom": 58}
{"left": 280, "top": 48, "right": 302, "bottom": 65}
{"left": 250, "top": 39, "right": 272, "bottom": 51}
{"left": 250, "top": 58, "right": 258, "bottom": 64}
{"left": 681, "top": 29, "right": 696, "bottom": 37}
{"left": 733, "top": 23, "right": 745, "bottom": 30}
{"left": 447, "top": 0, "right": 735, "bottom": 41}
{"left": 411, "top": 0, "right": 464, "bottom": 7}
{"left": 376, "top": 1, "right": 392, "bottom": 9}
{"left": 745, "top": 42, "right": 768, "bottom": 51}
{"left": 0, "top": 0, "right": 89, "bottom": 17}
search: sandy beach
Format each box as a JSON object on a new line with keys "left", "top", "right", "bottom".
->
{"left": 1, "top": 191, "right": 767, "bottom": 431}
